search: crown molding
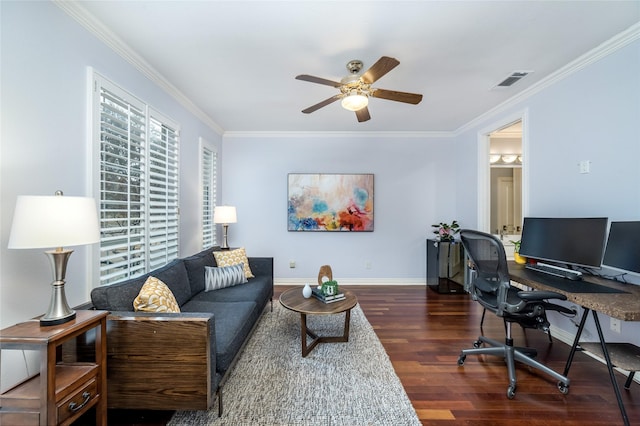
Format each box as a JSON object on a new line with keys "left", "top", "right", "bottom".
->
{"left": 223, "top": 130, "right": 455, "bottom": 139}
{"left": 53, "top": 0, "right": 225, "bottom": 136}
{"left": 455, "top": 22, "right": 640, "bottom": 136}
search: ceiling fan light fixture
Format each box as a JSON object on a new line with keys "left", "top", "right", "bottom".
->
{"left": 341, "top": 91, "right": 368, "bottom": 111}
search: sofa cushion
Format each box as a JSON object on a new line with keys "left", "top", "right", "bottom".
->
{"left": 205, "top": 264, "right": 247, "bottom": 292}
{"left": 183, "top": 248, "right": 218, "bottom": 295}
{"left": 214, "top": 247, "right": 254, "bottom": 279}
{"left": 91, "top": 259, "right": 192, "bottom": 310}
{"left": 133, "top": 276, "right": 181, "bottom": 313}
{"left": 180, "top": 301, "right": 257, "bottom": 373}
{"left": 191, "top": 277, "right": 272, "bottom": 308}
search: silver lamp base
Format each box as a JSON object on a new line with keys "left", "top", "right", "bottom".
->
{"left": 221, "top": 224, "right": 230, "bottom": 250}
{"left": 41, "top": 248, "right": 76, "bottom": 326}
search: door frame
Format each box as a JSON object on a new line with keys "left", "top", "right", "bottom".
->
{"left": 476, "top": 109, "right": 529, "bottom": 234}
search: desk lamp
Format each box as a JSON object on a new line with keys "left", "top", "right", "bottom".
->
{"left": 8, "top": 191, "right": 100, "bottom": 326}
{"left": 214, "top": 206, "right": 237, "bottom": 250}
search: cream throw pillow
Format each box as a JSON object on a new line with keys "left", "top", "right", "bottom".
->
{"left": 213, "top": 247, "right": 254, "bottom": 279}
{"left": 204, "top": 264, "right": 248, "bottom": 292}
{"left": 133, "top": 276, "right": 181, "bottom": 313}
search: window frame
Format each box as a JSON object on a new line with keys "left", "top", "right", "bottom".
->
{"left": 90, "top": 70, "right": 180, "bottom": 287}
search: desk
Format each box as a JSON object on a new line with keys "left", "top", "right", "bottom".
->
{"left": 509, "top": 262, "right": 640, "bottom": 426}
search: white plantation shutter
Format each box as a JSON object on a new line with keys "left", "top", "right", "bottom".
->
{"left": 94, "top": 74, "right": 180, "bottom": 285}
{"left": 201, "top": 144, "right": 217, "bottom": 249}
{"left": 148, "top": 111, "right": 180, "bottom": 270}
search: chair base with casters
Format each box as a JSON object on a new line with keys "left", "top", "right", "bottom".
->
{"left": 457, "top": 318, "right": 570, "bottom": 399}
{"left": 457, "top": 229, "right": 574, "bottom": 399}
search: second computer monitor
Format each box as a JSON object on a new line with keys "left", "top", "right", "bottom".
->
{"left": 602, "top": 221, "right": 640, "bottom": 275}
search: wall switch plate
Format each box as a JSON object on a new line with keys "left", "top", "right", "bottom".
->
{"left": 579, "top": 160, "right": 591, "bottom": 174}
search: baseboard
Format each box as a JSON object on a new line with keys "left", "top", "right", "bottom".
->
{"left": 275, "top": 278, "right": 426, "bottom": 286}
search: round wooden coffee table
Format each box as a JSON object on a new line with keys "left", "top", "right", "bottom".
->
{"left": 279, "top": 287, "right": 358, "bottom": 357}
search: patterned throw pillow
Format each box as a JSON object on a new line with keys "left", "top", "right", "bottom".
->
{"left": 204, "top": 264, "right": 248, "bottom": 292}
{"left": 133, "top": 276, "right": 181, "bottom": 313}
{"left": 213, "top": 247, "right": 254, "bottom": 279}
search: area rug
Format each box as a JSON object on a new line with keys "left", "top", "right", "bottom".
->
{"left": 168, "top": 303, "right": 420, "bottom": 426}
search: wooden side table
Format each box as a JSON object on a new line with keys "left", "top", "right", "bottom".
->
{"left": 0, "top": 310, "right": 108, "bottom": 426}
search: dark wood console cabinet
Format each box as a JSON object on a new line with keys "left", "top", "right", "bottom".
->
{"left": 426, "top": 238, "right": 466, "bottom": 294}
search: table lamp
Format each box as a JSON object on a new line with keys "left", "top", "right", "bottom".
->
{"left": 8, "top": 191, "right": 100, "bottom": 326}
{"left": 214, "top": 206, "right": 237, "bottom": 250}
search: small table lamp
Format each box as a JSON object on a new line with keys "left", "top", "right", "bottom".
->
{"left": 8, "top": 191, "right": 100, "bottom": 326}
{"left": 214, "top": 206, "right": 237, "bottom": 250}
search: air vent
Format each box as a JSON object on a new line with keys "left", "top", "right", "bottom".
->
{"left": 493, "top": 71, "right": 532, "bottom": 89}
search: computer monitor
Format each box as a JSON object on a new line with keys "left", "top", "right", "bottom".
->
{"left": 519, "top": 217, "right": 608, "bottom": 269}
{"left": 602, "top": 221, "right": 640, "bottom": 275}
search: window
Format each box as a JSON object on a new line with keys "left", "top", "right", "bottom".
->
{"left": 201, "top": 141, "right": 218, "bottom": 249}
{"left": 93, "top": 73, "right": 180, "bottom": 286}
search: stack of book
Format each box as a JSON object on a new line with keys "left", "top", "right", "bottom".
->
{"left": 311, "top": 287, "right": 346, "bottom": 304}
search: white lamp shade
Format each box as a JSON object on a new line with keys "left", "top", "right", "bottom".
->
{"left": 214, "top": 206, "right": 237, "bottom": 224}
{"left": 8, "top": 195, "right": 100, "bottom": 249}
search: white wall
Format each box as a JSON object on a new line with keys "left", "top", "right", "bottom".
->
{"left": 221, "top": 134, "right": 457, "bottom": 282}
{"left": 0, "top": 1, "right": 221, "bottom": 388}
{"left": 454, "top": 39, "right": 640, "bottom": 346}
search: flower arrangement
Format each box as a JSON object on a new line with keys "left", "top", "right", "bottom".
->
{"left": 432, "top": 220, "right": 460, "bottom": 242}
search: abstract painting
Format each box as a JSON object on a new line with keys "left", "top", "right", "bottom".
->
{"left": 288, "top": 173, "right": 374, "bottom": 232}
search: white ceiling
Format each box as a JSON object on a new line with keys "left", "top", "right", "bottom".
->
{"left": 67, "top": 1, "right": 640, "bottom": 134}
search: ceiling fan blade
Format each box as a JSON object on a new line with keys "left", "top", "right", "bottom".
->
{"left": 301, "top": 94, "right": 342, "bottom": 114}
{"left": 296, "top": 74, "right": 342, "bottom": 88}
{"left": 371, "top": 88, "right": 423, "bottom": 105}
{"left": 361, "top": 56, "right": 400, "bottom": 84}
{"left": 355, "top": 107, "right": 371, "bottom": 122}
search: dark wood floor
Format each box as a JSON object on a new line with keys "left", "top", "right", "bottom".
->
{"left": 96, "top": 285, "right": 639, "bottom": 425}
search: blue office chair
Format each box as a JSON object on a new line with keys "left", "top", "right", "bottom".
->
{"left": 457, "top": 229, "right": 573, "bottom": 398}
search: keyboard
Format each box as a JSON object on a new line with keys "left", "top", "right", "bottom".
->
{"left": 526, "top": 262, "right": 583, "bottom": 281}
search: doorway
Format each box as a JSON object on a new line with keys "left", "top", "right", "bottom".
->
{"left": 476, "top": 112, "right": 528, "bottom": 258}
{"left": 489, "top": 121, "right": 522, "bottom": 236}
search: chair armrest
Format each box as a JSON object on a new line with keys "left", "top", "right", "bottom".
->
{"left": 105, "top": 311, "right": 216, "bottom": 410}
{"left": 518, "top": 290, "right": 567, "bottom": 301}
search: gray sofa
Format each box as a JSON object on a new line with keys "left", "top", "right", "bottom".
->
{"left": 87, "top": 247, "right": 273, "bottom": 415}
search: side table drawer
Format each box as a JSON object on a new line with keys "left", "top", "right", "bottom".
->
{"left": 57, "top": 378, "right": 98, "bottom": 424}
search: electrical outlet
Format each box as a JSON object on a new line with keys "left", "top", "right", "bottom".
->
{"left": 610, "top": 317, "right": 621, "bottom": 333}
{"left": 365, "top": 260, "right": 372, "bottom": 270}
{"left": 289, "top": 260, "right": 295, "bottom": 269}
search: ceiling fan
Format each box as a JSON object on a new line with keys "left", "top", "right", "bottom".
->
{"left": 295, "top": 56, "right": 423, "bottom": 123}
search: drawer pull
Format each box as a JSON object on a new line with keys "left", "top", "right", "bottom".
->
{"left": 69, "top": 391, "right": 91, "bottom": 412}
